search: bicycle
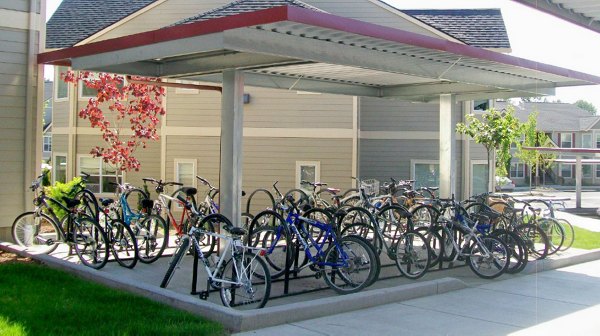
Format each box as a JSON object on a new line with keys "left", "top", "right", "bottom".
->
{"left": 418, "top": 197, "right": 510, "bottom": 279}
{"left": 103, "top": 180, "right": 168, "bottom": 264}
{"left": 144, "top": 177, "right": 216, "bottom": 256}
{"left": 12, "top": 172, "right": 110, "bottom": 269}
{"left": 248, "top": 194, "right": 379, "bottom": 294}
{"left": 160, "top": 199, "right": 271, "bottom": 310}
{"left": 97, "top": 197, "right": 139, "bottom": 268}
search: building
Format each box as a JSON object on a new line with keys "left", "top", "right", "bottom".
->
{"left": 0, "top": 1, "right": 44, "bottom": 240}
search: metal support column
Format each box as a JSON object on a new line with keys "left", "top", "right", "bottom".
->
{"left": 575, "top": 155, "right": 582, "bottom": 208}
{"left": 219, "top": 70, "right": 244, "bottom": 225}
{"left": 439, "top": 94, "right": 456, "bottom": 198}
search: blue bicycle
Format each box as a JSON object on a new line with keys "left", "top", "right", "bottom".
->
{"left": 248, "top": 185, "right": 379, "bottom": 294}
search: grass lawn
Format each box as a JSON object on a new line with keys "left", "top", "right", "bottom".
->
{"left": 0, "top": 257, "right": 225, "bottom": 336}
{"left": 571, "top": 226, "right": 600, "bottom": 250}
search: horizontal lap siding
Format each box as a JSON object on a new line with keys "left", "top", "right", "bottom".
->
{"left": 51, "top": 134, "right": 68, "bottom": 153}
{"left": 360, "top": 98, "right": 440, "bottom": 132}
{"left": 52, "top": 100, "right": 69, "bottom": 127}
{"left": 166, "top": 87, "right": 353, "bottom": 129}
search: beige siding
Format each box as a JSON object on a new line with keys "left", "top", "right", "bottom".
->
{"left": 167, "top": 86, "right": 353, "bottom": 129}
{"left": 51, "top": 134, "right": 68, "bottom": 153}
{"left": 52, "top": 100, "right": 69, "bottom": 127}
{"left": 361, "top": 98, "right": 441, "bottom": 132}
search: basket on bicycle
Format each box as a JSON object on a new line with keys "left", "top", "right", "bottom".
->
{"left": 361, "top": 179, "right": 380, "bottom": 196}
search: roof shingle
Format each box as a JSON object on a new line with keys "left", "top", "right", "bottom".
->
{"left": 46, "top": 0, "right": 157, "bottom": 49}
{"left": 496, "top": 101, "right": 595, "bottom": 131}
{"left": 401, "top": 9, "right": 511, "bottom": 49}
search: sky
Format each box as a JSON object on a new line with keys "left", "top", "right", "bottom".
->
{"left": 44, "top": 0, "right": 600, "bottom": 110}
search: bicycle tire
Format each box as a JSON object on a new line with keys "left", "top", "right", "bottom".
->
{"left": 109, "top": 219, "right": 138, "bottom": 269}
{"left": 74, "top": 189, "right": 100, "bottom": 222}
{"left": 340, "top": 223, "right": 383, "bottom": 255}
{"left": 415, "top": 226, "right": 443, "bottom": 268}
{"left": 410, "top": 204, "right": 439, "bottom": 228}
{"left": 135, "top": 214, "right": 168, "bottom": 264}
{"left": 160, "top": 235, "right": 191, "bottom": 288}
{"left": 467, "top": 236, "right": 509, "bottom": 279}
{"left": 12, "top": 211, "right": 60, "bottom": 254}
{"left": 245, "top": 188, "right": 276, "bottom": 217}
{"left": 556, "top": 218, "right": 575, "bottom": 251}
{"left": 72, "top": 217, "right": 110, "bottom": 269}
{"left": 192, "top": 214, "right": 222, "bottom": 258}
{"left": 303, "top": 207, "right": 334, "bottom": 244}
{"left": 515, "top": 223, "right": 549, "bottom": 260}
{"left": 394, "top": 230, "right": 431, "bottom": 279}
{"left": 415, "top": 187, "right": 436, "bottom": 200}
{"left": 220, "top": 253, "right": 271, "bottom": 309}
{"left": 491, "top": 229, "right": 527, "bottom": 274}
{"left": 339, "top": 206, "right": 377, "bottom": 231}
{"left": 248, "top": 225, "right": 292, "bottom": 279}
{"left": 537, "top": 217, "right": 565, "bottom": 256}
{"left": 123, "top": 188, "right": 150, "bottom": 219}
{"left": 283, "top": 188, "right": 310, "bottom": 209}
{"left": 375, "top": 204, "right": 412, "bottom": 240}
{"left": 322, "top": 235, "right": 378, "bottom": 294}
{"left": 166, "top": 187, "right": 196, "bottom": 229}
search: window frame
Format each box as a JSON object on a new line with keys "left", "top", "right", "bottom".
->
{"left": 174, "top": 158, "right": 197, "bottom": 187}
{"left": 470, "top": 160, "right": 488, "bottom": 195}
{"left": 54, "top": 66, "right": 69, "bottom": 102}
{"left": 77, "top": 155, "right": 118, "bottom": 194}
{"left": 295, "top": 161, "right": 320, "bottom": 190}
{"left": 582, "top": 133, "right": 593, "bottom": 148}
{"left": 560, "top": 163, "right": 572, "bottom": 178}
{"left": 509, "top": 162, "right": 525, "bottom": 179}
{"left": 43, "top": 135, "right": 52, "bottom": 152}
{"left": 560, "top": 133, "right": 573, "bottom": 148}
{"left": 410, "top": 159, "right": 440, "bottom": 189}
{"left": 52, "top": 153, "right": 67, "bottom": 184}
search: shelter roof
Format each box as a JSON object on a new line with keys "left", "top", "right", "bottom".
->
{"left": 512, "top": 0, "right": 600, "bottom": 35}
{"left": 400, "top": 9, "right": 510, "bottom": 49}
{"left": 38, "top": 6, "right": 600, "bottom": 102}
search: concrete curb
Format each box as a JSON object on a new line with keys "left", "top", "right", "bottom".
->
{"left": 2, "top": 242, "right": 598, "bottom": 332}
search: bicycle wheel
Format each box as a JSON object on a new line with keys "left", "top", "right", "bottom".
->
{"left": 74, "top": 189, "right": 100, "bottom": 222}
{"left": 283, "top": 188, "right": 310, "bottom": 209}
{"left": 394, "top": 230, "right": 430, "bottom": 279}
{"left": 515, "top": 223, "right": 549, "bottom": 260}
{"left": 196, "top": 214, "right": 226, "bottom": 258}
{"left": 410, "top": 204, "right": 439, "bottom": 228}
{"left": 247, "top": 225, "right": 292, "bottom": 279}
{"left": 72, "top": 217, "right": 109, "bottom": 269}
{"left": 537, "top": 217, "right": 565, "bottom": 256}
{"left": 557, "top": 218, "right": 575, "bottom": 251}
{"left": 415, "top": 226, "right": 443, "bottom": 268}
{"left": 340, "top": 223, "right": 383, "bottom": 255}
{"left": 491, "top": 229, "right": 527, "bottom": 274}
{"left": 12, "top": 211, "right": 60, "bottom": 254}
{"left": 415, "top": 187, "right": 436, "bottom": 200}
{"left": 220, "top": 254, "right": 271, "bottom": 309}
{"left": 303, "top": 207, "right": 334, "bottom": 243}
{"left": 467, "top": 236, "right": 508, "bottom": 279}
{"left": 322, "top": 235, "right": 378, "bottom": 294}
{"left": 135, "top": 214, "right": 168, "bottom": 264}
{"left": 109, "top": 219, "right": 138, "bottom": 269}
{"left": 375, "top": 204, "right": 412, "bottom": 240}
{"left": 160, "top": 235, "right": 191, "bottom": 288}
{"left": 124, "top": 188, "right": 150, "bottom": 218}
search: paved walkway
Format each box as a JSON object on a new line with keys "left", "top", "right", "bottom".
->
{"left": 235, "top": 259, "right": 600, "bottom": 335}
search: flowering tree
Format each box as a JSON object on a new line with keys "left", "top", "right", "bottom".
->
{"left": 62, "top": 71, "right": 166, "bottom": 174}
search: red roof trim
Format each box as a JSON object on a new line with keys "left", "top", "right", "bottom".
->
{"left": 37, "top": 5, "right": 600, "bottom": 85}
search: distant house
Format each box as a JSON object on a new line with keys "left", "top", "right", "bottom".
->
{"left": 495, "top": 100, "right": 600, "bottom": 186}
{"left": 43, "top": 80, "right": 53, "bottom": 162}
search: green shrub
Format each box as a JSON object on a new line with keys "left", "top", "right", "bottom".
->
{"left": 44, "top": 177, "right": 84, "bottom": 221}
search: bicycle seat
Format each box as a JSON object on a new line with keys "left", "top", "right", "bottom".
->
{"left": 223, "top": 225, "right": 246, "bottom": 236}
{"left": 427, "top": 187, "right": 440, "bottom": 191}
{"left": 141, "top": 199, "right": 154, "bottom": 209}
{"left": 99, "top": 198, "right": 114, "bottom": 207}
{"left": 181, "top": 187, "right": 197, "bottom": 196}
{"left": 63, "top": 197, "right": 81, "bottom": 208}
{"left": 326, "top": 187, "right": 341, "bottom": 194}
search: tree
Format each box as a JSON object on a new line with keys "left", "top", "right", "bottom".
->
{"left": 456, "top": 106, "right": 522, "bottom": 191}
{"left": 575, "top": 99, "right": 597, "bottom": 115}
{"left": 62, "top": 71, "right": 166, "bottom": 176}
{"left": 514, "top": 111, "right": 556, "bottom": 191}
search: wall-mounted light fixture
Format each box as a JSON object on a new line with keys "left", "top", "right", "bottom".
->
{"left": 243, "top": 93, "right": 251, "bottom": 104}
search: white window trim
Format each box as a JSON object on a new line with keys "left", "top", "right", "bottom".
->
{"left": 52, "top": 152, "right": 67, "bottom": 185}
{"left": 54, "top": 66, "right": 69, "bottom": 102}
{"left": 295, "top": 161, "right": 320, "bottom": 189}
{"left": 596, "top": 164, "right": 600, "bottom": 178}
{"left": 174, "top": 158, "right": 197, "bottom": 187}
{"left": 560, "top": 163, "right": 572, "bottom": 178}
{"left": 560, "top": 133, "right": 573, "bottom": 148}
{"left": 595, "top": 133, "right": 600, "bottom": 148}
{"left": 43, "top": 135, "right": 52, "bottom": 152}
{"left": 509, "top": 162, "right": 525, "bottom": 179}
{"left": 410, "top": 159, "right": 440, "bottom": 189}
{"left": 470, "top": 160, "right": 488, "bottom": 195}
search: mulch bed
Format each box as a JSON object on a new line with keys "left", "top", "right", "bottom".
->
{"left": 0, "top": 250, "right": 39, "bottom": 265}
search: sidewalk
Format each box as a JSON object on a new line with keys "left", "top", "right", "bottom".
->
{"left": 235, "top": 259, "right": 600, "bottom": 336}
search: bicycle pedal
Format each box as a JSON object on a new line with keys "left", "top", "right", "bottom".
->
{"left": 198, "top": 291, "right": 209, "bottom": 300}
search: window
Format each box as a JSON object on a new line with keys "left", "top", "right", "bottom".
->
{"left": 596, "top": 165, "right": 600, "bottom": 178}
{"left": 174, "top": 159, "right": 196, "bottom": 187}
{"left": 53, "top": 154, "right": 67, "bottom": 184}
{"left": 560, "top": 164, "right": 572, "bottom": 178}
{"left": 79, "top": 156, "right": 118, "bottom": 193}
{"left": 296, "top": 161, "right": 320, "bottom": 190}
{"left": 473, "top": 100, "right": 489, "bottom": 111}
{"left": 582, "top": 134, "right": 592, "bottom": 148}
{"left": 411, "top": 160, "right": 439, "bottom": 189}
{"left": 560, "top": 133, "right": 573, "bottom": 148}
{"left": 596, "top": 134, "right": 600, "bottom": 148}
{"left": 510, "top": 162, "right": 525, "bottom": 178}
{"left": 471, "top": 161, "right": 488, "bottom": 195}
{"left": 54, "top": 66, "right": 69, "bottom": 100}
{"left": 43, "top": 135, "right": 52, "bottom": 152}
{"left": 583, "top": 164, "right": 592, "bottom": 178}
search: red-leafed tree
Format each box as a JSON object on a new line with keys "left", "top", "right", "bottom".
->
{"left": 62, "top": 71, "right": 166, "bottom": 175}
